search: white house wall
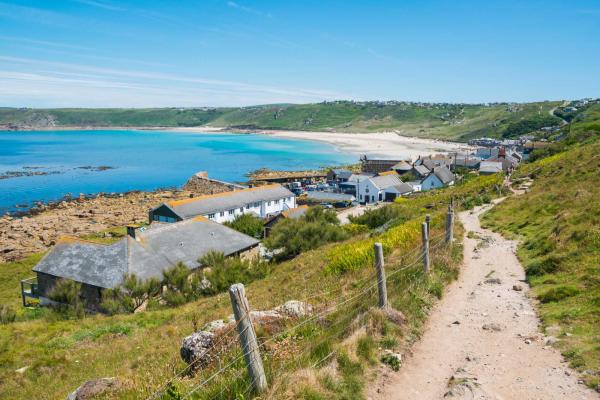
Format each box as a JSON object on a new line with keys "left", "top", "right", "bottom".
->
{"left": 204, "top": 196, "right": 295, "bottom": 223}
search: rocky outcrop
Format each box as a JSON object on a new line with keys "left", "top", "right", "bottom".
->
{"left": 180, "top": 300, "right": 313, "bottom": 371}
{"left": 67, "top": 377, "right": 118, "bottom": 400}
{"left": 183, "top": 172, "right": 242, "bottom": 196}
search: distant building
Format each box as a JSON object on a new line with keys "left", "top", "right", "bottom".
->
{"left": 420, "top": 166, "right": 455, "bottom": 191}
{"left": 263, "top": 205, "right": 309, "bottom": 237}
{"left": 26, "top": 218, "right": 259, "bottom": 311}
{"left": 327, "top": 169, "right": 353, "bottom": 183}
{"left": 357, "top": 174, "right": 413, "bottom": 203}
{"left": 479, "top": 161, "right": 504, "bottom": 175}
{"left": 149, "top": 184, "right": 295, "bottom": 224}
{"left": 390, "top": 161, "right": 413, "bottom": 175}
{"left": 360, "top": 156, "right": 403, "bottom": 174}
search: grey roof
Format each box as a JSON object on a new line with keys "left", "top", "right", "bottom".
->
{"left": 33, "top": 218, "right": 259, "bottom": 288}
{"left": 422, "top": 158, "right": 448, "bottom": 170}
{"left": 391, "top": 161, "right": 413, "bottom": 171}
{"left": 306, "top": 191, "right": 356, "bottom": 202}
{"left": 386, "top": 182, "right": 414, "bottom": 195}
{"left": 370, "top": 174, "right": 403, "bottom": 190}
{"left": 347, "top": 173, "right": 374, "bottom": 183}
{"left": 479, "top": 161, "right": 503, "bottom": 174}
{"left": 331, "top": 169, "right": 353, "bottom": 179}
{"left": 433, "top": 166, "right": 455, "bottom": 185}
{"left": 167, "top": 184, "right": 294, "bottom": 219}
{"left": 413, "top": 165, "right": 430, "bottom": 177}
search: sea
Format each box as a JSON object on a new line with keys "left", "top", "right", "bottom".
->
{"left": 0, "top": 130, "right": 356, "bottom": 214}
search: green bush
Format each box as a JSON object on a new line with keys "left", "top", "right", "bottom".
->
{"left": 200, "top": 251, "right": 270, "bottom": 295}
{"left": 224, "top": 213, "right": 264, "bottom": 238}
{"left": 48, "top": 279, "right": 85, "bottom": 318}
{"left": 538, "top": 285, "right": 580, "bottom": 303}
{"left": 349, "top": 205, "right": 404, "bottom": 228}
{"left": 100, "top": 273, "right": 161, "bottom": 314}
{"left": 264, "top": 206, "right": 349, "bottom": 260}
{"left": 0, "top": 304, "right": 16, "bottom": 324}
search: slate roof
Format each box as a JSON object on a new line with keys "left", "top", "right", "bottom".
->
{"left": 432, "top": 166, "right": 455, "bottom": 185}
{"left": 391, "top": 161, "right": 413, "bottom": 171}
{"left": 165, "top": 184, "right": 294, "bottom": 219}
{"left": 413, "top": 165, "right": 430, "bottom": 177}
{"left": 331, "top": 169, "right": 353, "bottom": 180}
{"left": 370, "top": 174, "right": 404, "bottom": 190}
{"left": 387, "top": 182, "right": 414, "bottom": 195}
{"left": 281, "top": 205, "right": 309, "bottom": 219}
{"left": 306, "top": 191, "right": 356, "bottom": 202}
{"left": 479, "top": 161, "right": 503, "bottom": 174}
{"left": 33, "top": 218, "right": 259, "bottom": 289}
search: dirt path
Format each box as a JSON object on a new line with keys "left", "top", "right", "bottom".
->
{"left": 370, "top": 201, "right": 598, "bottom": 400}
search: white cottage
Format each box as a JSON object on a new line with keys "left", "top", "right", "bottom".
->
{"left": 357, "top": 174, "right": 413, "bottom": 204}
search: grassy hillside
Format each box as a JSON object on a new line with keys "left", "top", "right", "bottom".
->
{"left": 482, "top": 108, "right": 600, "bottom": 388}
{"left": 0, "top": 100, "right": 565, "bottom": 141}
{"left": 0, "top": 175, "right": 503, "bottom": 399}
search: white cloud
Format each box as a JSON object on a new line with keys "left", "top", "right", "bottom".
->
{"left": 227, "top": 1, "right": 272, "bottom": 18}
{"left": 71, "top": 0, "right": 125, "bottom": 12}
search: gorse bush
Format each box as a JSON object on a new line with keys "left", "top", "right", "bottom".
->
{"left": 224, "top": 213, "right": 264, "bottom": 238}
{"left": 264, "top": 206, "right": 349, "bottom": 260}
{"left": 48, "top": 279, "right": 85, "bottom": 318}
{"left": 101, "top": 273, "right": 161, "bottom": 314}
{"left": 199, "top": 251, "right": 270, "bottom": 295}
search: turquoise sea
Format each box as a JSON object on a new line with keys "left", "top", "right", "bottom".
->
{"left": 0, "top": 130, "right": 355, "bottom": 214}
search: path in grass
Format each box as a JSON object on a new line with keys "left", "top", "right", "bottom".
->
{"left": 370, "top": 200, "right": 598, "bottom": 399}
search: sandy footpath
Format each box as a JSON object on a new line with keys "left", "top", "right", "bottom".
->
{"left": 369, "top": 201, "right": 598, "bottom": 400}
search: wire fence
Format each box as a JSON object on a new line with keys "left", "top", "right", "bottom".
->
{"left": 148, "top": 212, "right": 455, "bottom": 400}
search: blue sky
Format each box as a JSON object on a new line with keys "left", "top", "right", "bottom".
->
{"left": 0, "top": 0, "right": 599, "bottom": 107}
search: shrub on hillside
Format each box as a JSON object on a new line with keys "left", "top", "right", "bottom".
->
{"left": 100, "top": 273, "right": 161, "bottom": 314}
{"left": 224, "top": 213, "right": 264, "bottom": 238}
{"left": 0, "top": 304, "right": 16, "bottom": 324}
{"left": 199, "top": 251, "right": 270, "bottom": 295}
{"left": 349, "top": 205, "right": 404, "bottom": 229}
{"left": 48, "top": 279, "right": 85, "bottom": 318}
{"left": 264, "top": 206, "right": 349, "bottom": 260}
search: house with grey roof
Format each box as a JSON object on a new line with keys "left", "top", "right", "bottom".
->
{"left": 357, "top": 173, "right": 413, "bottom": 203}
{"left": 149, "top": 184, "right": 295, "bottom": 224}
{"left": 24, "top": 218, "right": 259, "bottom": 311}
{"left": 479, "top": 161, "right": 504, "bottom": 175}
{"left": 412, "top": 164, "right": 431, "bottom": 179}
{"left": 420, "top": 166, "right": 455, "bottom": 191}
{"left": 327, "top": 169, "right": 353, "bottom": 183}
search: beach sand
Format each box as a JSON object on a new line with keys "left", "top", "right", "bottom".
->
{"left": 167, "top": 127, "right": 472, "bottom": 159}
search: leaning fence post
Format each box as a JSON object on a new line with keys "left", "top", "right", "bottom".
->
{"left": 425, "top": 214, "right": 431, "bottom": 237}
{"left": 229, "top": 283, "right": 267, "bottom": 393}
{"left": 421, "top": 222, "right": 430, "bottom": 273}
{"left": 445, "top": 209, "right": 454, "bottom": 244}
{"left": 374, "top": 243, "right": 388, "bottom": 308}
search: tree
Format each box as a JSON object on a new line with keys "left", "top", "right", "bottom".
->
{"left": 224, "top": 213, "right": 264, "bottom": 238}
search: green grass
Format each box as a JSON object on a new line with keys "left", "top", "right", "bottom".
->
{"left": 482, "top": 129, "right": 600, "bottom": 388}
{"left": 1, "top": 100, "right": 564, "bottom": 141}
{"left": 0, "top": 175, "right": 507, "bottom": 399}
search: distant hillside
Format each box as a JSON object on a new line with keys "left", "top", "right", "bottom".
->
{"left": 0, "top": 100, "right": 572, "bottom": 141}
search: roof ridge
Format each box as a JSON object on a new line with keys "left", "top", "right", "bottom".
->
{"left": 168, "top": 184, "right": 282, "bottom": 207}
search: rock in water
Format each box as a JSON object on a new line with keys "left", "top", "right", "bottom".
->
{"left": 180, "top": 331, "right": 215, "bottom": 370}
{"left": 67, "top": 377, "right": 118, "bottom": 400}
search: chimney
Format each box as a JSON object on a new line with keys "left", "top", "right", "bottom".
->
{"left": 126, "top": 226, "right": 136, "bottom": 239}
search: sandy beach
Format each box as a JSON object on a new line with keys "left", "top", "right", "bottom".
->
{"left": 166, "top": 127, "right": 472, "bottom": 159}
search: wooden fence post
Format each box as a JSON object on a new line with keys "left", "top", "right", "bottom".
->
{"left": 374, "top": 243, "right": 388, "bottom": 308}
{"left": 425, "top": 214, "right": 431, "bottom": 237}
{"left": 445, "top": 210, "right": 454, "bottom": 244}
{"left": 421, "top": 222, "right": 430, "bottom": 273}
{"left": 229, "top": 283, "right": 267, "bottom": 393}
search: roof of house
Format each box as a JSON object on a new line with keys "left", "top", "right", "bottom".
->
{"left": 421, "top": 158, "right": 448, "bottom": 170}
{"left": 377, "top": 170, "right": 399, "bottom": 177}
{"left": 479, "top": 161, "right": 504, "bottom": 174}
{"left": 413, "top": 165, "right": 430, "bottom": 177}
{"left": 281, "top": 205, "right": 309, "bottom": 219}
{"left": 347, "top": 173, "right": 374, "bottom": 183}
{"left": 306, "top": 191, "right": 356, "bottom": 202}
{"left": 391, "top": 161, "right": 413, "bottom": 171}
{"left": 432, "top": 166, "right": 455, "bottom": 185}
{"left": 163, "top": 184, "right": 294, "bottom": 219}
{"left": 386, "top": 182, "right": 414, "bottom": 195}
{"left": 330, "top": 169, "right": 353, "bottom": 179}
{"left": 370, "top": 174, "right": 404, "bottom": 190}
{"left": 33, "top": 218, "right": 259, "bottom": 289}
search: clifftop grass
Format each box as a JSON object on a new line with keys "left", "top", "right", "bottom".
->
{"left": 482, "top": 137, "right": 600, "bottom": 387}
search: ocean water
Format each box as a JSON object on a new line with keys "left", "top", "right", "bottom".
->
{"left": 0, "top": 130, "right": 355, "bottom": 214}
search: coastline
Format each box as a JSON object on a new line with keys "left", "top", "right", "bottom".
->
{"left": 2, "top": 125, "right": 471, "bottom": 159}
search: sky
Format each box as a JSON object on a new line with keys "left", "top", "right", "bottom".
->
{"left": 0, "top": 0, "right": 599, "bottom": 107}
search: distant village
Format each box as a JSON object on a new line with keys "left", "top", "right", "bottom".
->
{"left": 21, "top": 136, "right": 532, "bottom": 312}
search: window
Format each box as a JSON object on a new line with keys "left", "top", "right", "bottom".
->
{"left": 228, "top": 209, "right": 235, "bottom": 215}
{"left": 208, "top": 213, "right": 215, "bottom": 219}
{"left": 240, "top": 207, "right": 244, "bottom": 212}
{"left": 220, "top": 211, "right": 225, "bottom": 217}
{"left": 255, "top": 202, "right": 260, "bottom": 207}
{"left": 267, "top": 201, "right": 272, "bottom": 206}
